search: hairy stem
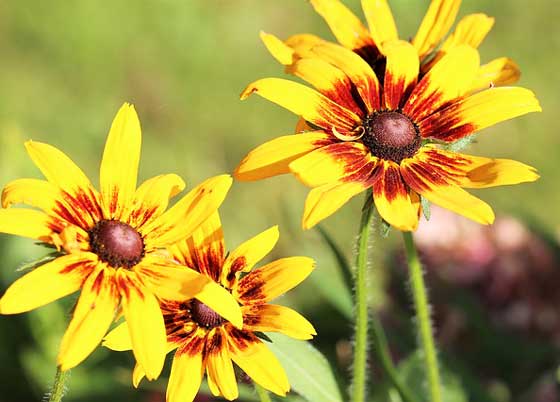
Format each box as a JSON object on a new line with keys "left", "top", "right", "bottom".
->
{"left": 403, "top": 231, "right": 442, "bottom": 402}
{"left": 351, "top": 193, "right": 374, "bottom": 402}
{"left": 46, "top": 368, "right": 69, "bottom": 402}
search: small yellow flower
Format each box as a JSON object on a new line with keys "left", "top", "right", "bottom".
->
{"left": 104, "top": 213, "right": 316, "bottom": 402}
{"left": 261, "top": 0, "right": 520, "bottom": 91}
{"left": 236, "top": 43, "right": 541, "bottom": 231}
{"left": 0, "top": 103, "right": 242, "bottom": 378}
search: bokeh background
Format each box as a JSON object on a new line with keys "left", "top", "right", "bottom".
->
{"left": 0, "top": 1, "right": 558, "bottom": 401}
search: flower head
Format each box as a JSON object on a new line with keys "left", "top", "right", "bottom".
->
{"left": 261, "top": 0, "right": 520, "bottom": 91}
{"left": 104, "top": 213, "right": 316, "bottom": 401}
{"left": 235, "top": 43, "right": 541, "bottom": 231}
{"left": 0, "top": 103, "right": 242, "bottom": 378}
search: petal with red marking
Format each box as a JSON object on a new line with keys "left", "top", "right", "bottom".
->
{"left": 205, "top": 328, "right": 238, "bottom": 400}
{"left": 242, "top": 304, "right": 316, "bottom": 340}
{"left": 470, "top": 58, "right": 521, "bottom": 93}
{"left": 383, "top": 40, "right": 419, "bottom": 110}
{"left": 167, "top": 334, "right": 205, "bottom": 402}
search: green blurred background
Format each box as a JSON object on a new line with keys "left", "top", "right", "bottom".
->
{"left": 0, "top": 1, "right": 558, "bottom": 401}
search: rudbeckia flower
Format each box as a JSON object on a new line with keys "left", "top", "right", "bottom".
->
{"left": 0, "top": 103, "right": 242, "bottom": 378}
{"left": 235, "top": 43, "right": 541, "bottom": 231}
{"left": 261, "top": 0, "right": 520, "bottom": 92}
{"left": 104, "top": 213, "right": 316, "bottom": 402}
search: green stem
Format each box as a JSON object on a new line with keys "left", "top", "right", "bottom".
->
{"left": 351, "top": 193, "right": 374, "bottom": 402}
{"left": 254, "top": 383, "right": 272, "bottom": 402}
{"left": 370, "top": 315, "right": 420, "bottom": 402}
{"left": 47, "top": 367, "right": 69, "bottom": 402}
{"left": 402, "top": 231, "right": 442, "bottom": 402}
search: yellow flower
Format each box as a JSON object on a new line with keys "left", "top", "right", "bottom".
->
{"left": 261, "top": 0, "right": 520, "bottom": 91}
{"left": 104, "top": 213, "right": 316, "bottom": 402}
{"left": 235, "top": 43, "right": 541, "bottom": 231}
{"left": 0, "top": 103, "right": 242, "bottom": 378}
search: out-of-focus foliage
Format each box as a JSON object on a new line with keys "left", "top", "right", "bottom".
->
{"left": 0, "top": 0, "right": 558, "bottom": 401}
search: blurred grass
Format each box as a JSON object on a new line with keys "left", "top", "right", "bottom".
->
{"left": 0, "top": 0, "right": 558, "bottom": 401}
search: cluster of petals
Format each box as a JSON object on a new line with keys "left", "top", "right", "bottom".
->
{"left": 104, "top": 213, "right": 316, "bottom": 401}
{"left": 235, "top": 0, "right": 541, "bottom": 231}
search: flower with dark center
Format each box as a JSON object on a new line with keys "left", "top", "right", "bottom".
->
{"left": 0, "top": 103, "right": 240, "bottom": 378}
{"left": 104, "top": 214, "right": 316, "bottom": 402}
{"left": 236, "top": 36, "right": 540, "bottom": 232}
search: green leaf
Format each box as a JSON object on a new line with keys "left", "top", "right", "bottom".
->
{"left": 17, "top": 251, "right": 63, "bottom": 272}
{"left": 420, "top": 196, "right": 431, "bottom": 221}
{"left": 398, "top": 351, "right": 468, "bottom": 402}
{"left": 266, "top": 333, "right": 344, "bottom": 402}
{"left": 443, "top": 134, "right": 477, "bottom": 153}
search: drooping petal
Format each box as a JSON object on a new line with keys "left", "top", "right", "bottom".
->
{"left": 142, "top": 175, "right": 232, "bottom": 247}
{"left": 308, "top": 42, "right": 381, "bottom": 113}
{"left": 0, "top": 208, "right": 53, "bottom": 241}
{"left": 170, "top": 212, "right": 225, "bottom": 281}
{"left": 0, "top": 253, "right": 97, "bottom": 314}
{"left": 301, "top": 181, "right": 370, "bottom": 230}
{"left": 2, "top": 178, "right": 60, "bottom": 212}
{"left": 289, "top": 142, "right": 376, "bottom": 187}
{"left": 58, "top": 267, "right": 118, "bottom": 370}
{"left": 103, "top": 321, "right": 132, "bottom": 351}
{"left": 136, "top": 256, "right": 243, "bottom": 329}
{"left": 373, "top": 161, "right": 419, "bottom": 231}
{"left": 228, "top": 328, "right": 289, "bottom": 396}
{"left": 205, "top": 328, "right": 238, "bottom": 401}
{"left": 167, "top": 340, "right": 205, "bottom": 402}
{"left": 383, "top": 40, "right": 419, "bottom": 110}
{"left": 127, "top": 174, "right": 185, "bottom": 228}
{"left": 99, "top": 103, "right": 142, "bottom": 220}
{"left": 242, "top": 304, "right": 316, "bottom": 340}
{"left": 418, "top": 87, "right": 542, "bottom": 142}
{"left": 24, "top": 141, "right": 102, "bottom": 228}
{"left": 412, "top": 0, "right": 462, "bottom": 59}
{"left": 469, "top": 58, "right": 521, "bottom": 93}
{"left": 401, "top": 155, "right": 495, "bottom": 225}
{"left": 234, "top": 132, "right": 332, "bottom": 182}
{"left": 285, "top": 33, "right": 325, "bottom": 57}
{"left": 133, "top": 363, "right": 146, "bottom": 388}
{"left": 117, "top": 271, "right": 166, "bottom": 380}
{"left": 310, "top": 0, "right": 377, "bottom": 52}
{"left": 361, "top": 0, "right": 398, "bottom": 51}
{"left": 260, "top": 31, "right": 297, "bottom": 65}
{"left": 222, "top": 226, "right": 279, "bottom": 285}
{"left": 404, "top": 45, "right": 480, "bottom": 122}
{"left": 241, "top": 78, "right": 361, "bottom": 132}
{"left": 287, "top": 58, "right": 363, "bottom": 112}
{"left": 234, "top": 257, "right": 315, "bottom": 304}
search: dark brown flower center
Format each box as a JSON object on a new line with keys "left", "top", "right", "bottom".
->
{"left": 361, "top": 111, "right": 421, "bottom": 163}
{"left": 89, "top": 220, "right": 144, "bottom": 268}
{"left": 190, "top": 300, "right": 224, "bottom": 329}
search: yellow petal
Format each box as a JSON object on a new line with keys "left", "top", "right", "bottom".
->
{"left": 383, "top": 40, "right": 419, "bottom": 110}
{"left": 2, "top": 178, "right": 59, "bottom": 212}
{"left": 401, "top": 157, "right": 495, "bottom": 225}
{"left": 234, "top": 132, "right": 331, "bottom": 182}
{"left": 0, "top": 208, "right": 53, "bottom": 241}
{"left": 413, "top": 0, "right": 462, "bottom": 59}
{"left": 117, "top": 271, "right": 166, "bottom": 380}
{"left": 286, "top": 58, "right": 362, "bottom": 112}
{"left": 143, "top": 175, "right": 231, "bottom": 247}
{"left": 260, "top": 31, "right": 295, "bottom": 65}
{"left": 242, "top": 304, "right": 316, "bottom": 340}
{"left": 235, "top": 257, "right": 315, "bottom": 304}
{"left": 127, "top": 173, "right": 185, "bottom": 228}
{"left": 285, "top": 33, "right": 325, "bottom": 56}
{"left": 404, "top": 45, "right": 480, "bottom": 122}
{"left": 289, "top": 142, "right": 374, "bottom": 187}
{"left": 302, "top": 181, "right": 369, "bottom": 230}
{"left": 0, "top": 253, "right": 97, "bottom": 314}
{"left": 99, "top": 103, "right": 142, "bottom": 220}
{"left": 241, "top": 78, "right": 361, "bottom": 132}
{"left": 58, "top": 267, "right": 118, "bottom": 370}
{"left": 228, "top": 328, "right": 289, "bottom": 396}
{"left": 361, "top": 0, "right": 398, "bottom": 50}
{"left": 419, "top": 87, "right": 542, "bottom": 142}
{"left": 441, "top": 13, "right": 494, "bottom": 52}
{"left": 308, "top": 42, "right": 381, "bottom": 113}
{"left": 167, "top": 345, "right": 204, "bottom": 402}
{"left": 206, "top": 328, "right": 238, "bottom": 401}
{"left": 373, "top": 161, "right": 419, "bottom": 231}
{"left": 310, "top": 0, "right": 376, "bottom": 51}
{"left": 103, "top": 321, "right": 132, "bottom": 351}
{"left": 470, "top": 57, "right": 521, "bottom": 93}
{"left": 133, "top": 363, "right": 146, "bottom": 388}
{"left": 222, "top": 226, "right": 279, "bottom": 284}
